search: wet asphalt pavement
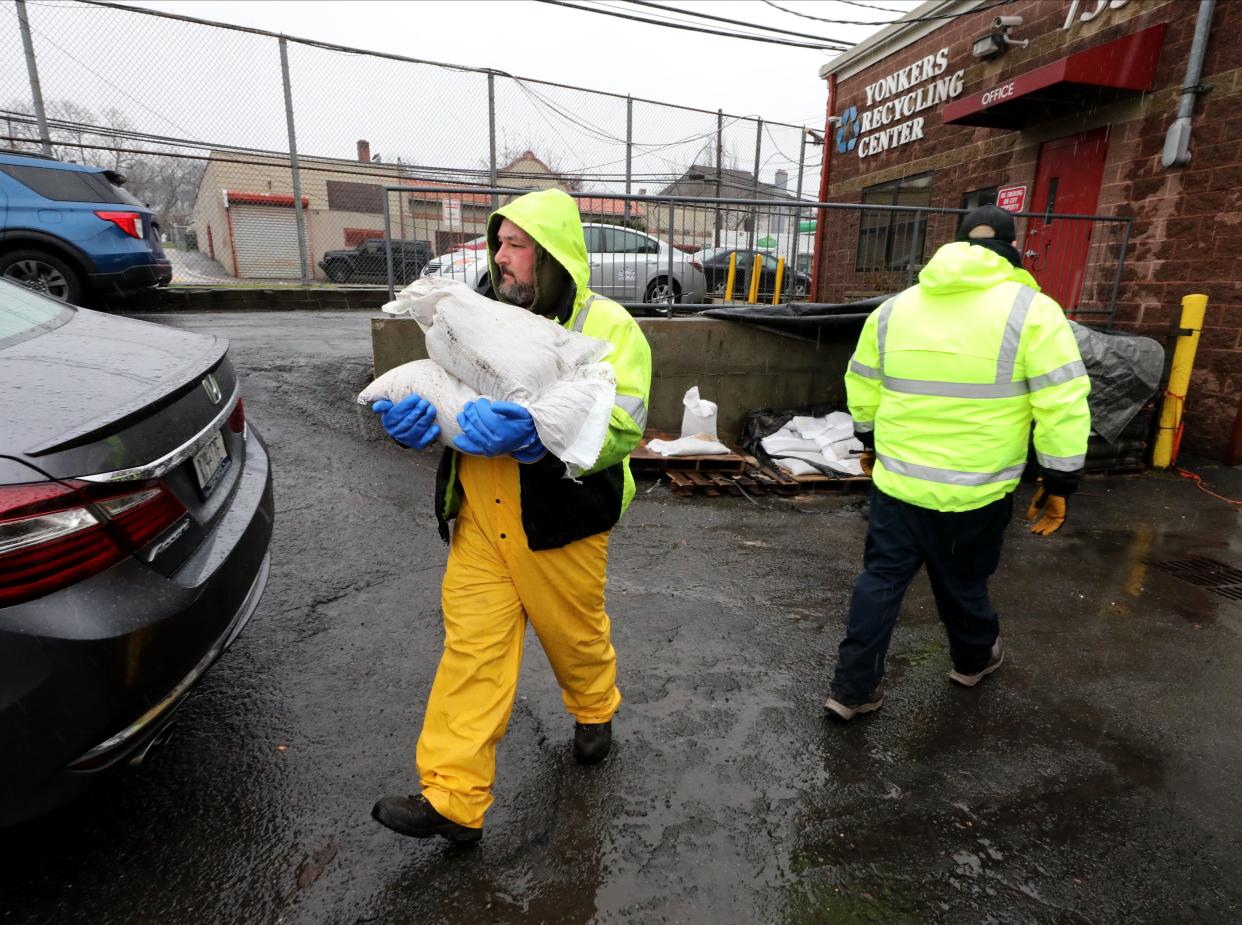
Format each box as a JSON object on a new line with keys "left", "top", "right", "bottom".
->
{"left": 3, "top": 310, "right": 1242, "bottom": 924}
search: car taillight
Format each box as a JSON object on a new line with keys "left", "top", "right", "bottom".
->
{"left": 94, "top": 210, "right": 145, "bottom": 239}
{"left": 228, "top": 397, "right": 246, "bottom": 434}
{"left": 0, "top": 480, "right": 186, "bottom": 608}
{"left": 690, "top": 258, "right": 703, "bottom": 272}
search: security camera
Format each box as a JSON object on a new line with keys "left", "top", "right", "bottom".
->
{"left": 994, "top": 15, "right": 1023, "bottom": 28}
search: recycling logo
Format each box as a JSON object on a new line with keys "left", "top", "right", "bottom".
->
{"left": 836, "top": 105, "right": 860, "bottom": 154}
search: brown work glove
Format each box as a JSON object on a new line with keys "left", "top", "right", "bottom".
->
{"left": 859, "top": 449, "right": 875, "bottom": 477}
{"left": 1026, "top": 483, "right": 1067, "bottom": 536}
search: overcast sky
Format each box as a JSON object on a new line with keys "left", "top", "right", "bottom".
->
{"left": 2, "top": 0, "right": 918, "bottom": 190}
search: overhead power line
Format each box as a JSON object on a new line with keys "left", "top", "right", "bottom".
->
{"left": 621, "top": 0, "right": 853, "bottom": 47}
{"left": 532, "top": 0, "right": 849, "bottom": 50}
{"left": 761, "top": 0, "right": 1015, "bottom": 27}
{"left": 72, "top": 0, "right": 806, "bottom": 127}
{"left": 834, "top": 0, "right": 919, "bottom": 13}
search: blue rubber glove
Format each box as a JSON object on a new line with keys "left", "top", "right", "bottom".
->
{"left": 372, "top": 394, "right": 440, "bottom": 450}
{"left": 452, "top": 398, "right": 539, "bottom": 458}
{"left": 511, "top": 436, "right": 547, "bottom": 464}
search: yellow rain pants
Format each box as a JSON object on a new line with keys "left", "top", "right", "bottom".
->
{"left": 416, "top": 453, "right": 621, "bottom": 829}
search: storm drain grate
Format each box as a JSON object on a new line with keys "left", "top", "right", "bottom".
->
{"left": 1148, "top": 556, "right": 1242, "bottom": 601}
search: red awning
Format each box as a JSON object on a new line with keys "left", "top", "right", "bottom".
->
{"left": 577, "top": 196, "right": 646, "bottom": 218}
{"left": 943, "top": 23, "right": 1166, "bottom": 129}
{"left": 226, "top": 190, "right": 310, "bottom": 208}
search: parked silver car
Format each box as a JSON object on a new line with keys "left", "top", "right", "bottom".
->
{"left": 422, "top": 223, "right": 707, "bottom": 304}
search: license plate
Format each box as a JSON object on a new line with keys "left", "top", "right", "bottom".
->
{"left": 191, "top": 431, "right": 230, "bottom": 496}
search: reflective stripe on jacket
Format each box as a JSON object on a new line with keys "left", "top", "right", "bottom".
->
{"left": 845, "top": 241, "right": 1091, "bottom": 513}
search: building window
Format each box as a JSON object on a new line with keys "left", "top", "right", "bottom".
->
{"left": 958, "top": 187, "right": 999, "bottom": 232}
{"left": 856, "top": 173, "right": 932, "bottom": 272}
{"left": 326, "top": 180, "right": 384, "bottom": 214}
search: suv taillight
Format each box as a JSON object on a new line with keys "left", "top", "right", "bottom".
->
{"left": 94, "top": 210, "right": 145, "bottom": 239}
{"left": 0, "top": 479, "right": 186, "bottom": 608}
{"left": 690, "top": 258, "right": 703, "bottom": 272}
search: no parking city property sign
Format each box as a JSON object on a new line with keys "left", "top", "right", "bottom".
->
{"left": 997, "top": 185, "right": 1027, "bottom": 212}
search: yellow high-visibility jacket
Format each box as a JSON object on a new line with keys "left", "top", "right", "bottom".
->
{"left": 435, "top": 188, "right": 653, "bottom": 549}
{"left": 846, "top": 241, "right": 1091, "bottom": 512}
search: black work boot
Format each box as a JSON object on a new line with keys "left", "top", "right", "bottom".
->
{"left": 573, "top": 721, "right": 612, "bottom": 765}
{"left": 371, "top": 794, "right": 481, "bottom": 844}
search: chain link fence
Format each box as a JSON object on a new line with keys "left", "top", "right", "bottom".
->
{"left": 379, "top": 187, "right": 820, "bottom": 313}
{"left": 381, "top": 184, "right": 1130, "bottom": 327}
{"left": 1, "top": 0, "right": 820, "bottom": 288}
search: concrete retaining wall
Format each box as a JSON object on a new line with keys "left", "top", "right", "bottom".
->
{"left": 105, "top": 286, "right": 388, "bottom": 313}
{"left": 370, "top": 316, "right": 855, "bottom": 441}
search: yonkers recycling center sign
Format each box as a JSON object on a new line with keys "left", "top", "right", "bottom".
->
{"left": 837, "top": 48, "right": 966, "bottom": 159}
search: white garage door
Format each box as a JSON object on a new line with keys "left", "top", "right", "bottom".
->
{"left": 232, "top": 205, "right": 303, "bottom": 279}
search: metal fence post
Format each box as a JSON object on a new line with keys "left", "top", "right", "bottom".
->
{"left": 750, "top": 118, "right": 762, "bottom": 251}
{"left": 624, "top": 95, "right": 633, "bottom": 227}
{"left": 383, "top": 191, "right": 395, "bottom": 302}
{"left": 904, "top": 209, "right": 920, "bottom": 288}
{"left": 1105, "top": 218, "right": 1133, "bottom": 331}
{"left": 488, "top": 71, "right": 498, "bottom": 211}
{"left": 666, "top": 199, "right": 675, "bottom": 317}
{"left": 15, "top": 0, "right": 52, "bottom": 156}
{"left": 714, "top": 109, "right": 723, "bottom": 247}
{"left": 279, "top": 36, "right": 310, "bottom": 285}
{"left": 788, "top": 127, "right": 807, "bottom": 300}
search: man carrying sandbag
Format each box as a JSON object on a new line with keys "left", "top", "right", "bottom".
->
{"left": 370, "top": 188, "right": 652, "bottom": 844}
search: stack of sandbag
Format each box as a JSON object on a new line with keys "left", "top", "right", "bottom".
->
{"left": 759, "top": 410, "right": 864, "bottom": 477}
{"left": 357, "top": 277, "right": 617, "bottom": 472}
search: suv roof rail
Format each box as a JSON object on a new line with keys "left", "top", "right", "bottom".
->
{"left": 0, "top": 148, "right": 58, "bottom": 161}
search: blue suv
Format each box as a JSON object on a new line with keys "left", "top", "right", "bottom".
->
{"left": 0, "top": 151, "right": 172, "bottom": 305}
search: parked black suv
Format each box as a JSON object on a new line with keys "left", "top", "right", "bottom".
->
{"left": 318, "top": 239, "right": 431, "bottom": 284}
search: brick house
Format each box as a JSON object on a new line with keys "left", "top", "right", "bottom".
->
{"left": 813, "top": 0, "right": 1240, "bottom": 460}
{"left": 405, "top": 151, "right": 646, "bottom": 255}
{"left": 657, "top": 165, "right": 801, "bottom": 252}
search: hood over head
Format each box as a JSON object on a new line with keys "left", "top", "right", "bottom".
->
{"left": 918, "top": 240, "right": 1040, "bottom": 296}
{"left": 487, "top": 188, "right": 589, "bottom": 322}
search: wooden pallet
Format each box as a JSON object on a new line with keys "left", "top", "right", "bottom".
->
{"left": 629, "top": 431, "right": 750, "bottom": 475}
{"left": 662, "top": 464, "right": 871, "bottom": 498}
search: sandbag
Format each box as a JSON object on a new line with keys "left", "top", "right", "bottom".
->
{"left": 646, "top": 435, "right": 731, "bottom": 457}
{"left": 385, "top": 277, "right": 611, "bottom": 400}
{"left": 680, "top": 386, "right": 720, "bottom": 440}
{"left": 367, "top": 278, "right": 617, "bottom": 471}
{"left": 358, "top": 359, "right": 479, "bottom": 444}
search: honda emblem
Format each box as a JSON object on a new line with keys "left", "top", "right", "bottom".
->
{"left": 202, "top": 374, "right": 223, "bottom": 405}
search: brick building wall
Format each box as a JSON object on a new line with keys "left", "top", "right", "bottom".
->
{"left": 816, "top": 0, "right": 1242, "bottom": 459}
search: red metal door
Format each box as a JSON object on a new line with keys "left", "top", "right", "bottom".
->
{"left": 1022, "top": 127, "right": 1109, "bottom": 315}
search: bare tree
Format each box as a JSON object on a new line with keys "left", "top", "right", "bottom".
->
{"left": 475, "top": 139, "right": 584, "bottom": 191}
{"left": 1, "top": 99, "right": 204, "bottom": 224}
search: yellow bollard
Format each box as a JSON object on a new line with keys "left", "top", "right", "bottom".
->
{"left": 724, "top": 252, "right": 737, "bottom": 301}
{"left": 772, "top": 257, "right": 785, "bottom": 306}
{"left": 1152, "top": 293, "right": 1208, "bottom": 468}
{"left": 747, "top": 253, "right": 762, "bottom": 304}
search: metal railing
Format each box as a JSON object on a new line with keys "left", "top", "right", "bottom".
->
{"left": 381, "top": 187, "right": 1132, "bottom": 327}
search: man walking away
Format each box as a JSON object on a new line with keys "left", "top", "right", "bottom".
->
{"left": 825, "top": 205, "right": 1091, "bottom": 722}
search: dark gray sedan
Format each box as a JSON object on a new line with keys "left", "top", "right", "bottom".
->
{"left": 0, "top": 279, "right": 274, "bottom": 827}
